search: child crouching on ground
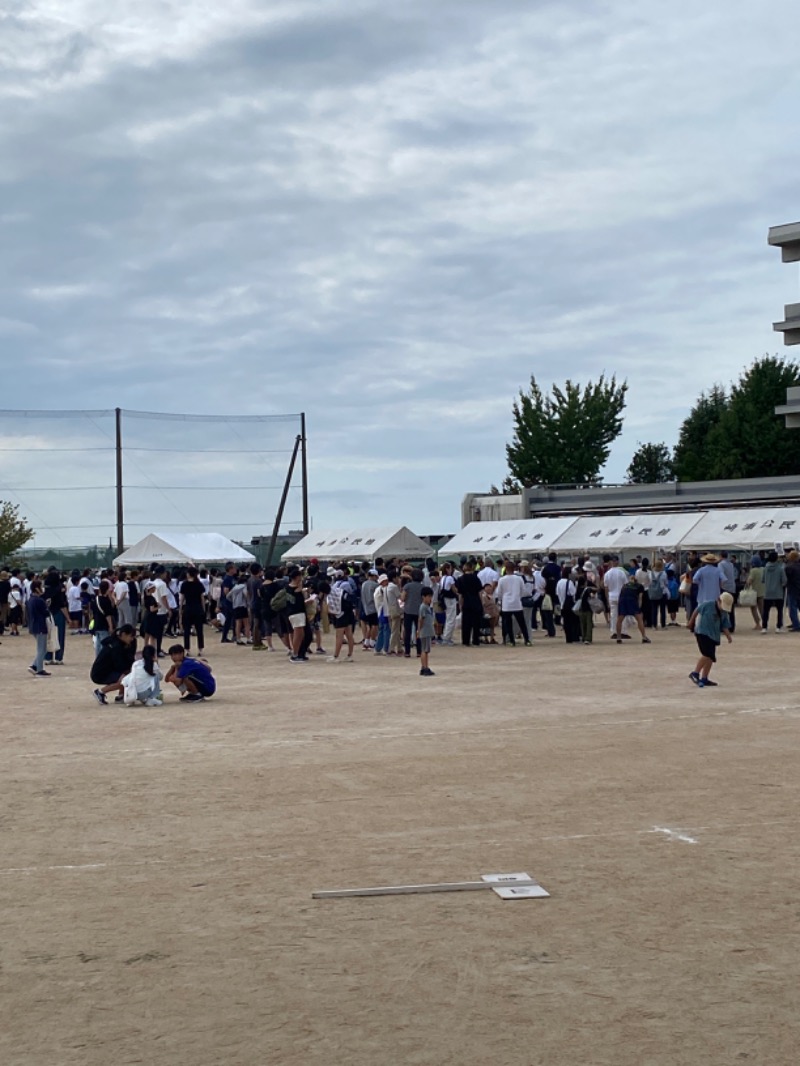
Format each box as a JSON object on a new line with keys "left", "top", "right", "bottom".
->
{"left": 418, "top": 587, "right": 436, "bottom": 677}
{"left": 688, "top": 591, "right": 733, "bottom": 688}
{"left": 164, "top": 645, "right": 216, "bottom": 702}
{"left": 120, "top": 645, "right": 163, "bottom": 706}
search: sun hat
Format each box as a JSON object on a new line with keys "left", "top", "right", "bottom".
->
{"left": 720, "top": 592, "right": 734, "bottom": 612}
{"left": 701, "top": 553, "right": 720, "bottom": 564}
{"left": 518, "top": 559, "right": 530, "bottom": 566}
{"left": 377, "top": 573, "right": 389, "bottom": 583}
{"left": 326, "top": 566, "right": 337, "bottom": 576}
{"left": 583, "top": 561, "right": 595, "bottom": 571}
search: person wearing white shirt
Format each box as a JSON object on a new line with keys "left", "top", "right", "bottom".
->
{"left": 438, "top": 562, "right": 459, "bottom": 645}
{"left": 478, "top": 560, "right": 500, "bottom": 588}
{"left": 603, "top": 557, "right": 629, "bottom": 637}
{"left": 496, "top": 561, "right": 531, "bottom": 646}
{"left": 556, "top": 570, "right": 581, "bottom": 643}
{"left": 114, "top": 570, "right": 133, "bottom": 626}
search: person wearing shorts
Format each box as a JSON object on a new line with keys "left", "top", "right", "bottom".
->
{"left": 164, "top": 645, "right": 216, "bottom": 702}
{"left": 687, "top": 592, "right": 733, "bottom": 688}
{"left": 418, "top": 587, "right": 436, "bottom": 676}
{"left": 285, "top": 567, "right": 313, "bottom": 663}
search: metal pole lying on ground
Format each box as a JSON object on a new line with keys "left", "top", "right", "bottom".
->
{"left": 313, "top": 874, "right": 540, "bottom": 900}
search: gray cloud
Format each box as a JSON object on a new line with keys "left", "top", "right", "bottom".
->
{"left": 1, "top": 0, "right": 798, "bottom": 544}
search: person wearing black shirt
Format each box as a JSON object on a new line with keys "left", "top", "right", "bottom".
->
{"left": 91, "top": 625, "right": 137, "bottom": 704}
{"left": 180, "top": 566, "right": 207, "bottom": 653}
{"left": 0, "top": 569, "right": 11, "bottom": 635}
{"left": 43, "top": 568, "right": 68, "bottom": 665}
{"left": 91, "top": 579, "right": 117, "bottom": 656}
{"left": 456, "top": 562, "right": 483, "bottom": 647}
{"left": 286, "top": 567, "right": 313, "bottom": 662}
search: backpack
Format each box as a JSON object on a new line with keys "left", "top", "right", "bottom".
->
{"left": 327, "top": 584, "right": 345, "bottom": 618}
{"left": 270, "top": 587, "right": 290, "bottom": 613}
{"left": 667, "top": 575, "right": 679, "bottom": 600}
{"left": 647, "top": 573, "right": 664, "bottom": 600}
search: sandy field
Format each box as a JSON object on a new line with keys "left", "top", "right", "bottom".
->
{"left": 2, "top": 619, "right": 799, "bottom": 1066}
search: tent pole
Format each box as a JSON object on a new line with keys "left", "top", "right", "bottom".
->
{"left": 267, "top": 434, "right": 301, "bottom": 566}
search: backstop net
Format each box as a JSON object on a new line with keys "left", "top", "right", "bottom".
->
{"left": 0, "top": 409, "right": 305, "bottom": 550}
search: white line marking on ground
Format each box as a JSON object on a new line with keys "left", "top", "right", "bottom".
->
{"left": 651, "top": 827, "right": 699, "bottom": 844}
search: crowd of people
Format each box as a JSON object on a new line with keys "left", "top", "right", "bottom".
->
{"left": 2, "top": 544, "right": 796, "bottom": 698}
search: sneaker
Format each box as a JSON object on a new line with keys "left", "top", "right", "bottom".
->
{"left": 220, "top": 638, "right": 233, "bottom": 644}
{"left": 697, "top": 678, "right": 708, "bottom": 688}
{"left": 615, "top": 638, "right": 622, "bottom": 644}
{"left": 315, "top": 648, "right": 327, "bottom": 655}
{"left": 524, "top": 641, "right": 532, "bottom": 646}
{"left": 114, "top": 695, "right": 125, "bottom": 703}
{"left": 420, "top": 667, "right": 435, "bottom": 676}
{"left": 289, "top": 656, "right": 307, "bottom": 664}
{"left": 642, "top": 637, "right": 652, "bottom": 644}
{"left": 761, "top": 629, "right": 768, "bottom": 635}
{"left": 343, "top": 656, "right": 354, "bottom": 664}
{"left": 35, "top": 670, "right": 52, "bottom": 677}
{"left": 180, "top": 693, "right": 205, "bottom": 702}
{"left": 689, "top": 671, "right": 700, "bottom": 686}
{"left": 776, "top": 627, "right": 785, "bottom": 634}
{"left": 93, "top": 689, "right": 107, "bottom": 705}
{"left": 251, "top": 644, "right": 266, "bottom": 651}
{"left": 157, "top": 651, "right": 167, "bottom": 658}
{"left": 28, "top": 665, "right": 37, "bottom": 675}
{"left": 236, "top": 639, "right": 247, "bottom": 645}
{"left": 620, "top": 633, "right": 631, "bottom": 640}
{"left": 327, "top": 656, "right": 340, "bottom": 663}
{"left": 144, "top": 698, "right": 161, "bottom": 706}
{"left": 702, "top": 678, "right": 718, "bottom": 687}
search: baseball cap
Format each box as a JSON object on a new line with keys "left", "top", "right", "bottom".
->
{"left": 368, "top": 568, "right": 378, "bottom": 576}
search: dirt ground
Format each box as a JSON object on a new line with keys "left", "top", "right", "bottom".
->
{"left": 2, "top": 619, "right": 799, "bottom": 1066}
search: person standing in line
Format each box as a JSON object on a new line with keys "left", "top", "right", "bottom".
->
{"left": 114, "top": 567, "right": 133, "bottom": 627}
{"left": 688, "top": 592, "right": 733, "bottom": 688}
{"left": 0, "top": 569, "right": 11, "bottom": 635}
{"left": 603, "top": 556, "right": 629, "bottom": 639}
{"left": 635, "top": 559, "right": 653, "bottom": 627}
{"left": 717, "top": 551, "right": 737, "bottom": 633}
{"left": 784, "top": 550, "right": 800, "bottom": 631}
{"left": 326, "top": 569, "right": 356, "bottom": 663}
{"left": 692, "top": 553, "right": 724, "bottom": 607}
{"left": 439, "top": 562, "right": 458, "bottom": 645}
{"left": 247, "top": 562, "right": 265, "bottom": 650}
{"left": 180, "top": 566, "right": 207, "bottom": 654}
{"left": 360, "top": 569, "right": 379, "bottom": 650}
{"left": 144, "top": 567, "right": 170, "bottom": 657}
{"left": 744, "top": 554, "right": 765, "bottom": 629}
{"left": 496, "top": 560, "right": 531, "bottom": 647}
{"left": 761, "top": 550, "right": 787, "bottom": 633}
{"left": 7, "top": 569, "right": 24, "bottom": 636}
{"left": 90, "top": 579, "right": 117, "bottom": 656}
{"left": 385, "top": 570, "right": 403, "bottom": 655}
{"left": 418, "top": 587, "right": 436, "bottom": 676}
{"left": 647, "top": 560, "right": 669, "bottom": 630}
{"left": 127, "top": 570, "right": 141, "bottom": 627}
{"left": 27, "top": 579, "right": 50, "bottom": 676}
{"left": 66, "top": 574, "right": 83, "bottom": 634}
{"left": 43, "top": 568, "right": 68, "bottom": 666}
{"left": 372, "top": 572, "right": 391, "bottom": 655}
{"left": 477, "top": 557, "right": 500, "bottom": 588}
{"left": 556, "top": 566, "right": 581, "bottom": 644}
{"left": 456, "top": 560, "right": 483, "bottom": 647}
{"left": 286, "top": 567, "right": 313, "bottom": 663}
{"left": 229, "top": 572, "right": 250, "bottom": 644}
{"left": 400, "top": 569, "right": 423, "bottom": 658}
{"left": 219, "top": 563, "right": 238, "bottom": 644}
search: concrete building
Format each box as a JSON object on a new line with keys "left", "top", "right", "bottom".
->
{"left": 463, "top": 475, "right": 800, "bottom": 525}
{"left": 769, "top": 221, "right": 800, "bottom": 345}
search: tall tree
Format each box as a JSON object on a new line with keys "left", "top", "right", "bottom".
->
{"left": 506, "top": 375, "right": 627, "bottom": 486}
{"left": 704, "top": 355, "right": 800, "bottom": 479}
{"left": 0, "top": 501, "right": 34, "bottom": 561}
{"left": 626, "top": 442, "right": 674, "bottom": 484}
{"left": 672, "top": 385, "right": 728, "bottom": 481}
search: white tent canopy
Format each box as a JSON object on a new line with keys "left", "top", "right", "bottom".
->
{"left": 436, "top": 521, "right": 523, "bottom": 557}
{"left": 679, "top": 507, "right": 800, "bottom": 550}
{"left": 503, "top": 516, "right": 582, "bottom": 554}
{"left": 113, "top": 532, "right": 256, "bottom": 567}
{"left": 548, "top": 512, "right": 707, "bottom": 554}
{"left": 282, "top": 526, "right": 433, "bottom": 563}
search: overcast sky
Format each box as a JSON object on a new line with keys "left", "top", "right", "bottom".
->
{"left": 1, "top": 0, "right": 799, "bottom": 547}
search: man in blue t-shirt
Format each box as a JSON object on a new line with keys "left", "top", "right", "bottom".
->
{"left": 164, "top": 645, "right": 216, "bottom": 702}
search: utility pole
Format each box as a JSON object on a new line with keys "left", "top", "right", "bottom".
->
{"left": 115, "top": 407, "right": 124, "bottom": 555}
{"left": 300, "top": 412, "right": 309, "bottom": 535}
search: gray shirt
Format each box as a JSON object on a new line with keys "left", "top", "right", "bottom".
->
{"left": 361, "top": 579, "right": 377, "bottom": 614}
{"left": 419, "top": 601, "right": 435, "bottom": 638}
{"left": 718, "top": 559, "right": 736, "bottom": 594}
{"left": 402, "top": 580, "right": 423, "bottom": 616}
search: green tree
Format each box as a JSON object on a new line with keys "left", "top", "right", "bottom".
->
{"left": 672, "top": 385, "right": 728, "bottom": 481}
{"left": 626, "top": 442, "right": 675, "bottom": 484}
{"left": 506, "top": 375, "right": 627, "bottom": 486}
{"left": 704, "top": 355, "right": 800, "bottom": 479}
{"left": 0, "top": 501, "right": 34, "bottom": 561}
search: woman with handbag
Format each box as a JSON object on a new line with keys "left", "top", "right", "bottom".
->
{"left": 741, "top": 555, "right": 764, "bottom": 629}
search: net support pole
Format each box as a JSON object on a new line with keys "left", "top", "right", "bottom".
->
{"left": 115, "top": 407, "right": 124, "bottom": 556}
{"left": 267, "top": 433, "right": 301, "bottom": 565}
{"left": 300, "top": 412, "right": 309, "bottom": 535}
